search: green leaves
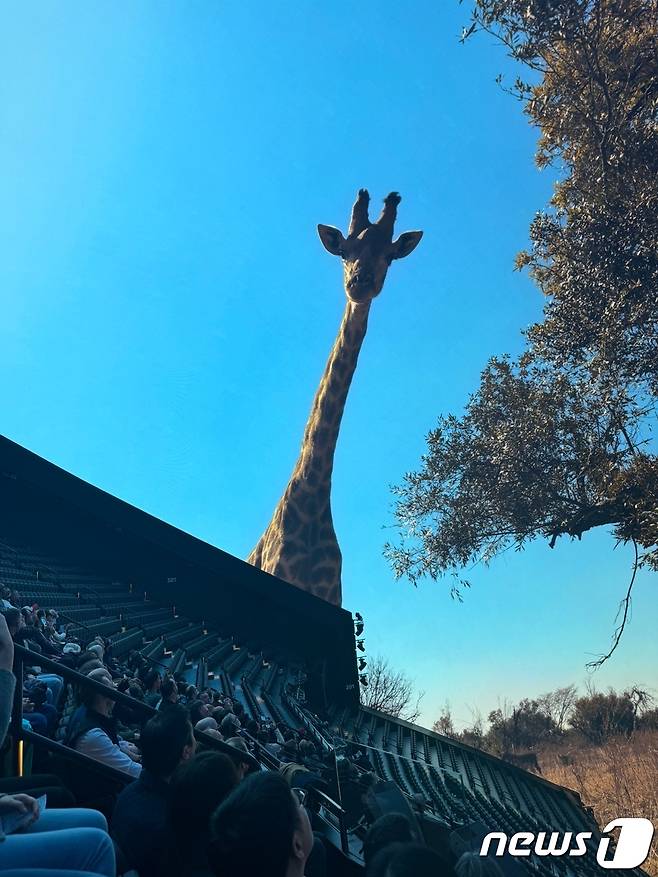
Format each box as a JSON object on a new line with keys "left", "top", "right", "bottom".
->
{"left": 386, "top": 2, "right": 658, "bottom": 637}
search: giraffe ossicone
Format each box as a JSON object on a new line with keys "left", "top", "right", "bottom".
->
{"left": 248, "top": 191, "right": 423, "bottom": 606}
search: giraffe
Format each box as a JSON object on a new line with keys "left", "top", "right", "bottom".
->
{"left": 248, "top": 189, "right": 423, "bottom": 606}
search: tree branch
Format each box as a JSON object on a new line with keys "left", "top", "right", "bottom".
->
{"left": 586, "top": 539, "right": 639, "bottom": 670}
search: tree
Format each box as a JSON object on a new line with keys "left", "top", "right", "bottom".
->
{"left": 569, "top": 689, "right": 636, "bottom": 743}
{"left": 460, "top": 709, "right": 486, "bottom": 748}
{"left": 386, "top": 0, "right": 658, "bottom": 662}
{"left": 487, "top": 698, "right": 556, "bottom": 753}
{"left": 360, "top": 655, "right": 424, "bottom": 722}
{"left": 536, "top": 684, "right": 579, "bottom": 731}
{"left": 433, "top": 701, "right": 457, "bottom": 737}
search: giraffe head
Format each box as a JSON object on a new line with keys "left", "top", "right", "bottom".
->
{"left": 317, "top": 190, "right": 423, "bottom": 303}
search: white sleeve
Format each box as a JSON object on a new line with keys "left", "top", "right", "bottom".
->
{"left": 75, "top": 729, "right": 142, "bottom": 778}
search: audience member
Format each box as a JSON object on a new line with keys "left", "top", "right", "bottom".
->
{"left": 209, "top": 771, "right": 314, "bottom": 877}
{"left": 224, "top": 736, "right": 255, "bottom": 780}
{"left": 189, "top": 700, "right": 210, "bottom": 726}
{"left": 111, "top": 704, "right": 196, "bottom": 877}
{"left": 0, "top": 613, "right": 15, "bottom": 742}
{"left": 65, "top": 681, "right": 142, "bottom": 777}
{"left": 362, "top": 813, "right": 414, "bottom": 867}
{"left": 167, "top": 751, "right": 239, "bottom": 877}
{"left": 0, "top": 798, "right": 116, "bottom": 876}
{"left": 142, "top": 668, "right": 162, "bottom": 708}
{"left": 157, "top": 676, "right": 179, "bottom": 710}
{"left": 455, "top": 851, "right": 505, "bottom": 877}
{"left": 0, "top": 616, "right": 116, "bottom": 877}
{"left": 367, "top": 842, "right": 445, "bottom": 877}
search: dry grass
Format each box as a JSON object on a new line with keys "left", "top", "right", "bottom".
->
{"left": 539, "top": 731, "right": 658, "bottom": 876}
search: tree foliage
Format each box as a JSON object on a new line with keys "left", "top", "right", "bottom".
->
{"left": 433, "top": 683, "right": 654, "bottom": 754}
{"left": 569, "top": 690, "right": 636, "bottom": 742}
{"left": 386, "top": 1, "right": 658, "bottom": 657}
{"left": 488, "top": 698, "right": 557, "bottom": 753}
{"left": 360, "top": 655, "right": 424, "bottom": 722}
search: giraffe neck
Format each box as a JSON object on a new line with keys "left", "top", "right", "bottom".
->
{"left": 293, "top": 300, "right": 371, "bottom": 489}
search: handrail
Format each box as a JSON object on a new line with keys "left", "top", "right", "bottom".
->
{"left": 20, "top": 727, "right": 136, "bottom": 786}
{"left": 10, "top": 650, "right": 353, "bottom": 856}
{"left": 313, "top": 787, "right": 349, "bottom": 854}
{"left": 52, "top": 609, "right": 173, "bottom": 673}
{"left": 14, "top": 643, "right": 158, "bottom": 715}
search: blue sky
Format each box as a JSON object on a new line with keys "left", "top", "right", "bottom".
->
{"left": 1, "top": 2, "right": 655, "bottom": 729}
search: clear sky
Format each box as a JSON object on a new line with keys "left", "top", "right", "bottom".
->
{"left": 1, "top": 2, "right": 655, "bottom": 729}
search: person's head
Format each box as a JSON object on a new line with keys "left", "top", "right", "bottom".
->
{"left": 78, "top": 658, "right": 104, "bottom": 676}
{"left": 143, "top": 668, "right": 161, "bottom": 693}
{"left": 233, "top": 701, "right": 245, "bottom": 718}
{"left": 189, "top": 700, "right": 209, "bottom": 725}
{"left": 46, "top": 608, "right": 58, "bottom": 623}
{"left": 299, "top": 739, "right": 316, "bottom": 760}
{"left": 160, "top": 677, "right": 178, "bottom": 703}
{"left": 86, "top": 642, "right": 104, "bottom": 661}
{"left": 87, "top": 667, "right": 114, "bottom": 686}
{"left": 127, "top": 682, "right": 145, "bottom": 701}
{"left": 140, "top": 704, "right": 196, "bottom": 779}
{"left": 170, "top": 752, "right": 239, "bottom": 851}
{"left": 367, "top": 842, "right": 445, "bottom": 877}
{"left": 209, "top": 771, "right": 313, "bottom": 877}
{"left": 363, "top": 814, "right": 414, "bottom": 866}
{"left": 224, "top": 736, "right": 253, "bottom": 780}
{"left": 3, "top": 607, "right": 23, "bottom": 636}
{"left": 20, "top": 607, "right": 34, "bottom": 626}
{"left": 455, "top": 852, "right": 504, "bottom": 877}
{"left": 220, "top": 712, "right": 240, "bottom": 736}
{"left": 82, "top": 680, "right": 116, "bottom": 716}
{"left": 212, "top": 706, "right": 229, "bottom": 724}
{"left": 245, "top": 719, "right": 259, "bottom": 737}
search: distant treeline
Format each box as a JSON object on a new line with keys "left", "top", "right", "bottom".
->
{"left": 434, "top": 684, "right": 658, "bottom": 752}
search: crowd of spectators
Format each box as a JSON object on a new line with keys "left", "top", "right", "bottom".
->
{"left": 0, "top": 587, "right": 481, "bottom": 877}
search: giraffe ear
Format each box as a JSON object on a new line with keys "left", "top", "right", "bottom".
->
{"left": 317, "top": 224, "right": 346, "bottom": 256}
{"left": 390, "top": 230, "right": 423, "bottom": 260}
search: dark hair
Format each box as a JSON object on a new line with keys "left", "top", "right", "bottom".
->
{"left": 143, "top": 668, "right": 160, "bottom": 691}
{"left": 455, "top": 852, "right": 504, "bottom": 877}
{"left": 363, "top": 814, "right": 414, "bottom": 865}
{"left": 170, "top": 752, "right": 239, "bottom": 851}
{"left": 140, "top": 705, "right": 193, "bottom": 778}
{"left": 367, "top": 842, "right": 445, "bottom": 877}
{"left": 160, "top": 677, "right": 178, "bottom": 701}
{"left": 209, "top": 771, "right": 299, "bottom": 877}
{"left": 188, "top": 700, "right": 207, "bottom": 726}
{"left": 299, "top": 739, "right": 316, "bottom": 758}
